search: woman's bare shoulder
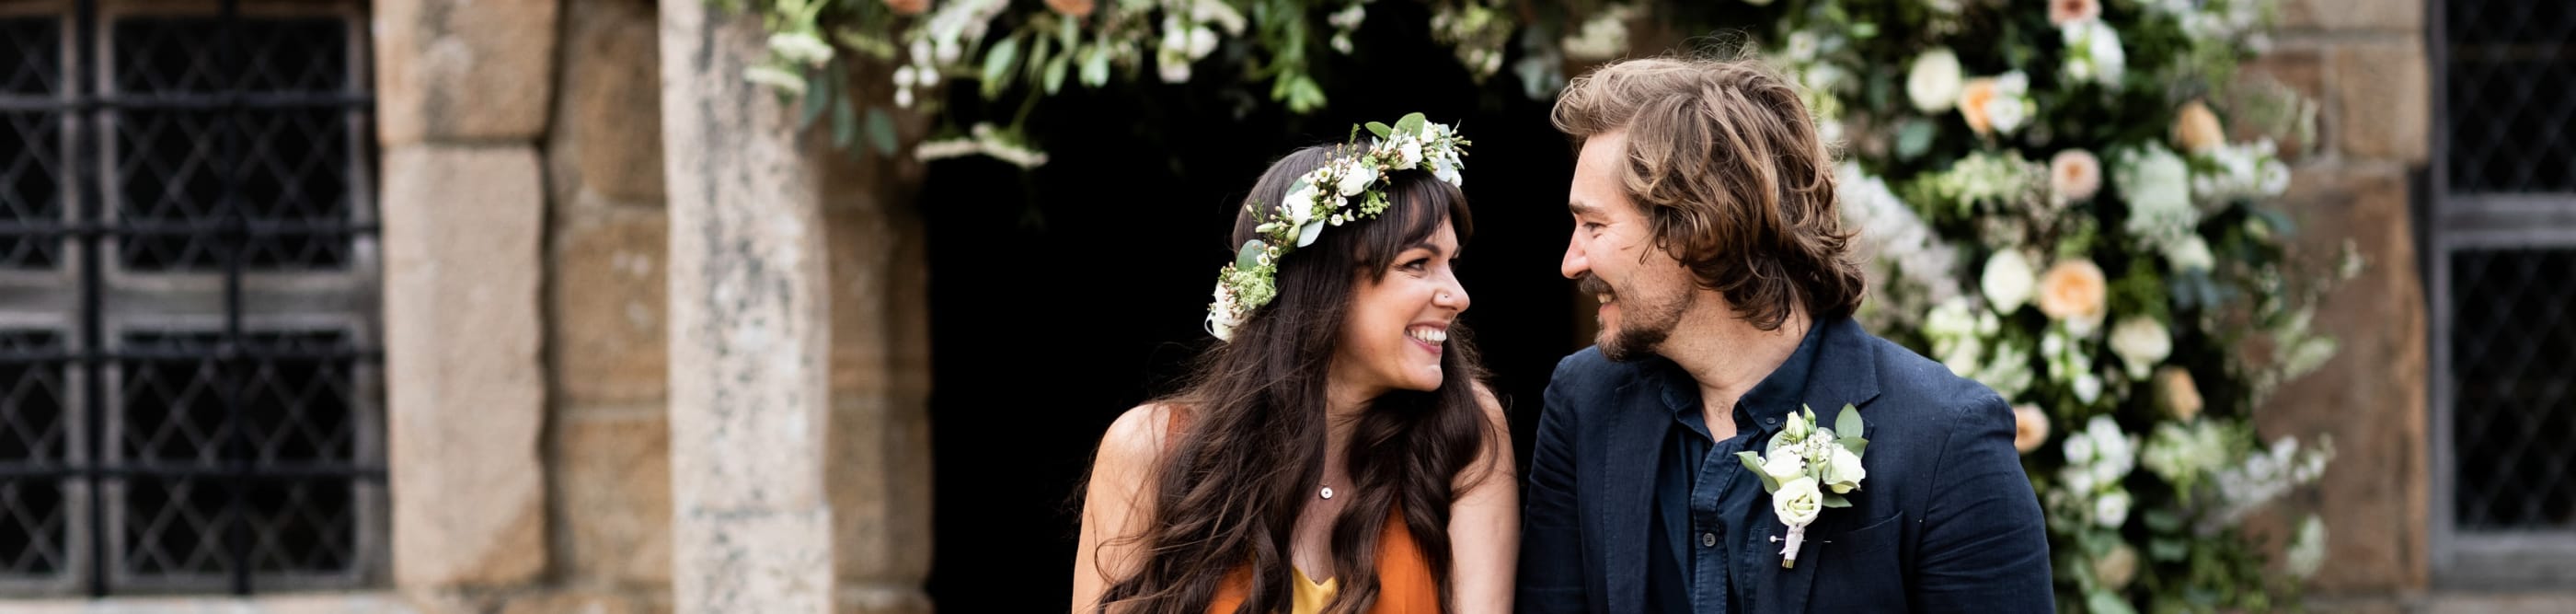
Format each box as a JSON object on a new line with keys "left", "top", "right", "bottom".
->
{"left": 1095, "top": 403, "right": 1181, "bottom": 476}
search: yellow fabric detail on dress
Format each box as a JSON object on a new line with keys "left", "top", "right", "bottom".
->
{"left": 1290, "top": 566, "right": 1338, "bottom": 614}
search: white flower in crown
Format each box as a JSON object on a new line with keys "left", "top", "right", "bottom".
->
{"left": 1396, "top": 138, "right": 1425, "bottom": 169}
{"left": 1337, "top": 160, "right": 1377, "bottom": 197}
{"left": 1431, "top": 154, "right": 1464, "bottom": 187}
{"left": 1205, "top": 282, "right": 1244, "bottom": 341}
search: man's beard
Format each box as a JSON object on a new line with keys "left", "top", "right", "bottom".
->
{"left": 1581, "top": 272, "right": 1689, "bottom": 363}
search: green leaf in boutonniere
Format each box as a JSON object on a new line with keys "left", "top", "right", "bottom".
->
{"left": 1836, "top": 404, "right": 1869, "bottom": 456}
{"left": 1737, "top": 450, "right": 1781, "bottom": 492}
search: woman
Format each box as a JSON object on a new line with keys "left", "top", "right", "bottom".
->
{"left": 1071, "top": 115, "right": 1517, "bottom": 614}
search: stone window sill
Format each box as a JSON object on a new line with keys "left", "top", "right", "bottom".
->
{"left": 0, "top": 592, "right": 417, "bottom": 614}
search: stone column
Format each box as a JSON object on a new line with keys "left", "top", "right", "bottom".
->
{"left": 658, "top": 2, "right": 837, "bottom": 612}
{"left": 2242, "top": 0, "right": 2431, "bottom": 609}
{"left": 377, "top": 0, "right": 559, "bottom": 596}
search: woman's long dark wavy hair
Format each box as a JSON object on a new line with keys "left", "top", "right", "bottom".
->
{"left": 1090, "top": 145, "right": 1498, "bottom": 614}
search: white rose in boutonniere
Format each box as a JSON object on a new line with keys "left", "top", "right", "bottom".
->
{"left": 1773, "top": 476, "right": 1824, "bottom": 527}
{"left": 1734, "top": 404, "right": 1868, "bottom": 569}
{"left": 1821, "top": 446, "right": 1867, "bottom": 493}
{"left": 1762, "top": 447, "right": 1807, "bottom": 484}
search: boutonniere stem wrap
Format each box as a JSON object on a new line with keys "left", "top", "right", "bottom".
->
{"left": 1736, "top": 404, "right": 1870, "bottom": 569}
{"left": 1204, "top": 112, "right": 1470, "bottom": 341}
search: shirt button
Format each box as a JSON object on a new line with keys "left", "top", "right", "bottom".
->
{"left": 1701, "top": 532, "right": 1718, "bottom": 548}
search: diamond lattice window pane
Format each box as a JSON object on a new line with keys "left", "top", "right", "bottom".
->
{"left": 244, "top": 479, "right": 353, "bottom": 574}
{"left": 1, "top": 330, "right": 67, "bottom": 464}
{"left": 110, "top": 109, "right": 227, "bottom": 272}
{"left": 117, "top": 331, "right": 228, "bottom": 465}
{"left": 2449, "top": 249, "right": 2576, "bottom": 530}
{"left": 1, "top": 110, "right": 65, "bottom": 270}
{"left": 2444, "top": 1, "right": 2576, "bottom": 193}
{"left": 236, "top": 18, "right": 348, "bottom": 95}
{"left": 238, "top": 331, "right": 355, "bottom": 464}
{"left": 0, "top": 479, "right": 68, "bottom": 577}
{"left": 109, "top": 16, "right": 361, "bottom": 273}
{"left": 234, "top": 109, "right": 353, "bottom": 271}
{"left": 118, "top": 475, "right": 231, "bottom": 579}
{"left": 0, "top": 17, "right": 62, "bottom": 96}
{"left": 111, "top": 18, "right": 224, "bottom": 95}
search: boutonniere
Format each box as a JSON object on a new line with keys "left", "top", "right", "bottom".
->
{"left": 1734, "top": 404, "right": 1869, "bottom": 569}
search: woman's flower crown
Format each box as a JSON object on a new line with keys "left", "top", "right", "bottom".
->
{"left": 1205, "top": 113, "right": 1471, "bottom": 342}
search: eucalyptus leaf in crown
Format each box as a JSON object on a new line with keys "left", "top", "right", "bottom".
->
{"left": 1205, "top": 112, "right": 1470, "bottom": 342}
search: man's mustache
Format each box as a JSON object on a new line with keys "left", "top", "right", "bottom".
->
{"left": 1577, "top": 273, "right": 1612, "bottom": 297}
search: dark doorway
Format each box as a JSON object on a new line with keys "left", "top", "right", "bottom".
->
{"left": 920, "top": 6, "right": 1578, "bottom": 610}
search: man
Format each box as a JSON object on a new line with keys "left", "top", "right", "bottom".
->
{"left": 1516, "top": 56, "right": 2053, "bottom": 613}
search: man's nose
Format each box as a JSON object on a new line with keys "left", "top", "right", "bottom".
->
{"left": 1560, "top": 234, "right": 1590, "bottom": 280}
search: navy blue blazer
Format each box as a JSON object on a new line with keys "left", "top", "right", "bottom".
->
{"left": 1517, "top": 317, "right": 2053, "bottom": 613}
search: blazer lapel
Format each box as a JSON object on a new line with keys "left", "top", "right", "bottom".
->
{"left": 1753, "top": 318, "right": 1886, "bottom": 613}
{"left": 1591, "top": 378, "right": 1667, "bottom": 613}
{"left": 1799, "top": 318, "right": 1882, "bottom": 416}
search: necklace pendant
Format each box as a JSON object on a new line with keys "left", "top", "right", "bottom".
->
{"left": 1319, "top": 486, "right": 1335, "bottom": 500}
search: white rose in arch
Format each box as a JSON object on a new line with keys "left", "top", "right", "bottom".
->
{"left": 2093, "top": 488, "right": 2132, "bottom": 527}
{"left": 1981, "top": 249, "right": 2037, "bottom": 314}
{"left": 1906, "top": 48, "right": 1964, "bottom": 113}
{"left": 2108, "top": 317, "right": 2173, "bottom": 380}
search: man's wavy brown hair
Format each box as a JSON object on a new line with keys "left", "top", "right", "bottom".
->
{"left": 1551, "top": 54, "right": 1866, "bottom": 330}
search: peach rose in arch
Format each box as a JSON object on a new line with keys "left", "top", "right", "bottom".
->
{"left": 1046, "top": 0, "right": 1095, "bottom": 18}
{"left": 2173, "top": 99, "right": 2226, "bottom": 154}
{"left": 1957, "top": 77, "right": 2000, "bottom": 135}
{"left": 885, "top": 0, "right": 930, "bottom": 16}
{"left": 2036, "top": 259, "right": 2109, "bottom": 330}
{"left": 2012, "top": 404, "right": 2052, "bottom": 453}
{"left": 2050, "top": 0, "right": 2101, "bottom": 27}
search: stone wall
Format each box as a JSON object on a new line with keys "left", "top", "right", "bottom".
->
{"left": 377, "top": 0, "right": 559, "bottom": 605}
{"left": 2243, "top": 0, "right": 2430, "bottom": 609}
{"left": 377, "top": 0, "right": 930, "bottom": 611}
{"left": 546, "top": 0, "right": 675, "bottom": 612}
{"left": 543, "top": 0, "right": 937, "bottom": 612}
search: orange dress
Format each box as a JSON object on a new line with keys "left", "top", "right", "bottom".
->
{"left": 1167, "top": 410, "right": 1443, "bottom": 614}
{"left": 1204, "top": 507, "right": 1442, "bottom": 614}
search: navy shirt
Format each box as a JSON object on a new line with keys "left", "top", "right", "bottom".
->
{"left": 1642, "top": 323, "right": 1828, "bottom": 614}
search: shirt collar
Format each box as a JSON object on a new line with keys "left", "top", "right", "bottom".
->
{"left": 1653, "top": 319, "right": 1833, "bottom": 434}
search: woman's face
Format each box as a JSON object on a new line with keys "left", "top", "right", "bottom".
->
{"left": 1331, "top": 220, "right": 1470, "bottom": 395}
